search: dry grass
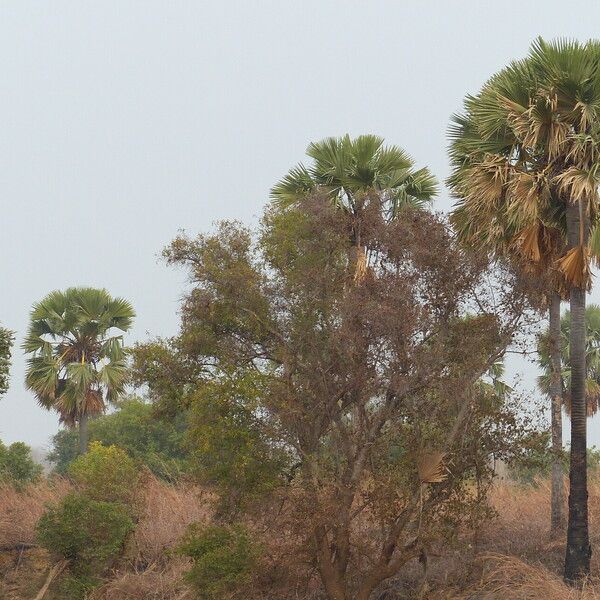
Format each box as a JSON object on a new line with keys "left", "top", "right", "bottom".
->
{"left": 129, "top": 474, "right": 215, "bottom": 566}
{"left": 93, "top": 558, "right": 193, "bottom": 600}
{"left": 11, "top": 476, "right": 600, "bottom": 599}
{"left": 458, "top": 554, "right": 600, "bottom": 599}
{"left": 0, "top": 478, "right": 70, "bottom": 547}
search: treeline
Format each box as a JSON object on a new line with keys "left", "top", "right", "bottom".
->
{"left": 3, "top": 37, "right": 600, "bottom": 599}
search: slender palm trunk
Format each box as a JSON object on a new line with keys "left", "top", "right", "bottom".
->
{"left": 78, "top": 413, "right": 89, "bottom": 454}
{"left": 549, "top": 292, "right": 565, "bottom": 536}
{"left": 564, "top": 199, "right": 591, "bottom": 582}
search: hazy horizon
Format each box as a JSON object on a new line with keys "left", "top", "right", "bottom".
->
{"left": 3, "top": 1, "right": 600, "bottom": 450}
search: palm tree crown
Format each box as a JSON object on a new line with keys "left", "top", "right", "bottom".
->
{"left": 271, "top": 134, "right": 438, "bottom": 221}
{"left": 448, "top": 38, "right": 600, "bottom": 288}
{"left": 538, "top": 305, "right": 600, "bottom": 417}
{"left": 23, "top": 287, "right": 135, "bottom": 428}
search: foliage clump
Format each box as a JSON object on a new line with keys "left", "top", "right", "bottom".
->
{"left": 36, "top": 492, "right": 133, "bottom": 591}
{"left": 186, "top": 377, "right": 288, "bottom": 513}
{"left": 178, "top": 523, "right": 258, "bottom": 599}
{"left": 48, "top": 397, "right": 187, "bottom": 480}
{"left": 37, "top": 492, "right": 134, "bottom": 564}
{"left": 0, "top": 325, "right": 13, "bottom": 399}
{"left": 68, "top": 441, "right": 140, "bottom": 506}
{"left": 37, "top": 442, "right": 140, "bottom": 597}
{"left": 0, "top": 440, "right": 42, "bottom": 485}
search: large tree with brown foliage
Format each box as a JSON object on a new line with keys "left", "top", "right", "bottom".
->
{"left": 135, "top": 196, "right": 538, "bottom": 599}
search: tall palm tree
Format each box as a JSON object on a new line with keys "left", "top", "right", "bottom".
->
{"left": 448, "top": 39, "right": 600, "bottom": 581}
{"left": 539, "top": 305, "right": 600, "bottom": 417}
{"left": 271, "top": 134, "right": 437, "bottom": 277}
{"left": 23, "top": 288, "right": 135, "bottom": 454}
{"left": 448, "top": 61, "right": 569, "bottom": 538}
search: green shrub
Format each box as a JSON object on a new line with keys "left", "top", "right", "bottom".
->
{"left": 48, "top": 397, "right": 188, "bottom": 480}
{"left": 0, "top": 440, "right": 42, "bottom": 485}
{"left": 186, "top": 379, "right": 288, "bottom": 513}
{"left": 178, "top": 523, "right": 258, "bottom": 599}
{"left": 68, "top": 442, "right": 139, "bottom": 506}
{"left": 36, "top": 492, "right": 134, "bottom": 571}
{"left": 56, "top": 574, "right": 98, "bottom": 600}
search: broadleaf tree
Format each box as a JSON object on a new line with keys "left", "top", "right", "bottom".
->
{"left": 0, "top": 325, "right": 13, "bottom": 400}
{"left": 134, "top": 193, "right": 540, "bottom": 600}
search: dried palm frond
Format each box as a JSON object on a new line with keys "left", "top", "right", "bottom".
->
{"left": 460, "top": 158, "right": 509, "bottom": 213}
{"left": 506, "top": 171, "right": 549, "bottom": 223}
{"left": 353, "top": 246, "right": 368, "bottom": 283}
{"left": 555, "top": 167, "right": 600, "bottom": 202}
{"left": 512, "top": 223, "right": 542, "bottom": 263}
{"left": 556, "top": 245, "right": 592, "bottom": 289}
{"left": 417, "top": 450, "right": 447, "bottom": 484}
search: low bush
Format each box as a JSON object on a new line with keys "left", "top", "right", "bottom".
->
{"left": 36, "top": 492, "right": 134, "bottom": 570}
{"left": 68, "top": 441, "right": 140, "bottom": 507}
{"left": 178, "top": 523, "right": 258, "bottom": 599}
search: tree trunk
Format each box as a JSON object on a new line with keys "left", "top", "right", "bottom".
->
{"left": 564, "top": 198, "right": 591, "bottom": 582}
{"left": 78, "top": 413, "right": 89, "bottom": 455}
{"left": 549, "top": 292, "right": 565, "bottom": 536}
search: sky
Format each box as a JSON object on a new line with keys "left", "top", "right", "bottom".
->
{"left": 3, "top": 0, "right": 600, "bottom": 450}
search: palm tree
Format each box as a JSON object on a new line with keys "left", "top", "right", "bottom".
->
{"left": 448, "top": 39, "right": 600, "bottom": 580}
{"left": 23, "top": 288, "right": 135, "bottom": 454}
{"left": 539, "top": 305, "right": 600, "bottom": 418}
{"left": 271, "top": 134, "right": 437, "bottom": 277}
{"left": 448, "top": 59, "right": 568, "bottom": 538}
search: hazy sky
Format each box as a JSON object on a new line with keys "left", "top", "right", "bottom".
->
{"left": 4, "top": 1, "right": 600, "bottom": 450}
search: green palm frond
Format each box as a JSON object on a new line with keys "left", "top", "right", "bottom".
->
{"left": 271, "top": 134, "right": 437, "bottom": 218}
{"left": 537, "top": 304, "right": 600, "bottom": 416}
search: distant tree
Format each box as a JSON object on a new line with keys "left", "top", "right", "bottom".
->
{"left": 23, "top": 288, "right": 134, "bottom": 454}
{"left": 0, "top": 440, "right": 42, "bottom": 485}
{"left": 271, "top": 134, "right": 437, "bottom": 278}
{"left": 48, "top": 397, "right": 187, "bottom": 480}
{"left": 0, "top": 325, "right": 14, "bottom": 399}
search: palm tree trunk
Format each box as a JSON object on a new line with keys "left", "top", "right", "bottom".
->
{"left": 549, "top": 292, "right": 565, "bottom": 536}
{"left": 78, "top": 413, "right": 89, "bottom": 454}
{"left": 564, "top": 199, "right": 591, "bottom": 582}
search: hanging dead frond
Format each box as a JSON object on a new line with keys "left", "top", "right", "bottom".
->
{"left": 512, "top": 223, "right": 542, "bottom": 262}
{"left": 353, "top": 246, "right": 368, "bottom": 282}
{"left": 556, "top": 245, "right": 592, "bottom": 289}
{"left": 525, "top": 92, "right": 570, "bottom": 158}
{"left": 563, "top": 386, "right": 600, "bottom": 418}
{"left": 417, "top": 450, "right": 447, "bottom": 484}
{"left": 465, "top": 155, "right": 510, "bottom": 206}
{"left": 506, "top": 171, "right": 549, "bottom": 224}
{"left": 555, "top": 166, "right": 600, "bottom": 202}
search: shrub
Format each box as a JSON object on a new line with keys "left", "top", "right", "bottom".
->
{"left": 36, "top": 492, "right": 134, "bottom": 570}
{"left": 48, "top": 397, "right": 188, "bottom": 481}
{"left": 0, "top": 440, "right": 42, "bottom": 485}
{"left": 187, "top": 381, "right": 287, "bottom": 513}
{"left": 68, "top": 442, "right": 139, "bottom": 506}
{"left": 178, "top": 523, "right": 258, "bottom": 599}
